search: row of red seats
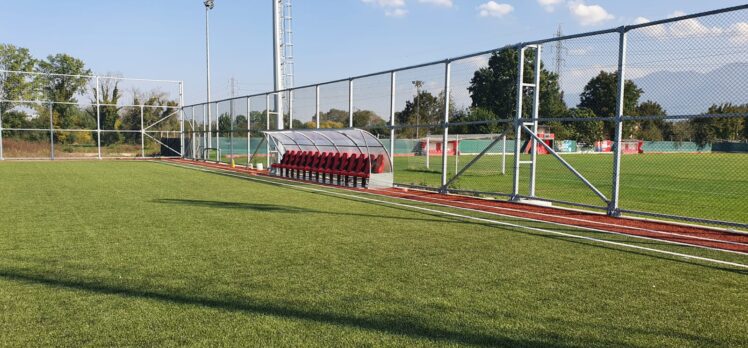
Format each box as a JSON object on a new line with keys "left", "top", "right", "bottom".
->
{"left": 272, "top": 151, "right": 385, "bottom": 187}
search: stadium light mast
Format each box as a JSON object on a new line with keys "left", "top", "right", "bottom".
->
{"left": 204, "top": 0, "right": 215, "bottom": 148}
{"left": 272, "top": 0, "right": 284, "bottom": 129}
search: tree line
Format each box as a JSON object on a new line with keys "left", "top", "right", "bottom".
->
{"left": 0, "top": 44, "right": 179, "bottom": 145}
{"left": 393, "top": 49, "right": 747, "bottom": 147}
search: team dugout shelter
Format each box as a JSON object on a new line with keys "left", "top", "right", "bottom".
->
{"left": 264, "top": 129, "right": 393, "bottom": 189}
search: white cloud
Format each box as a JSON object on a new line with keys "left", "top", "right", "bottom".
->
{"left": 568, "top": 1, "right": 614, "bottom": 26}
{"left": 362, "top": 0, "right": 408, "bottom": 17}
{"left": 386, "top": 8, "right": 409, "bottom": 17}
{"left": 478, "top": 1, "right": 514, "bottom": 18}
{"left": 633, "top": 16, "right": 667, "bottom": 37}
{"left": 418, "top": 0, "right": 453, "bottom": 7}
{"left": 537, "top": 0, "right": 563, "bottom": 13}
{"left": 362, "top": 0, "right": 406, "bottom": 7}
{"left": 728, "top": 22, "right": 748, "bottom": 45}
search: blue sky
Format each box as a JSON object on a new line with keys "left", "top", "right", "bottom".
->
{"left": 0, "top": 0, "right": 745, "bottom": 106}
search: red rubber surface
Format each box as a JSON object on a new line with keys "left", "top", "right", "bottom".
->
{"left": 165, "top": 159, "right": 748, "bottom": 254}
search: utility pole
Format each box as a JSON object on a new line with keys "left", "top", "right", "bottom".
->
{"left": 229, "top": 77, "right": 238, "bottom": 98}
{"left": 554, "top": 24, "right": 564, "bottom": 86}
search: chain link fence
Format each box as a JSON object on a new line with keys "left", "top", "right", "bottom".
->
{"left": 180, "top": 5, "right": 747, "bottom": 229}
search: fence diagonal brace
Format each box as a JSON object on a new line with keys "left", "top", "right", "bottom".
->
{"left": 143, "top": 109, "right": 180, "bottom": 131}
{"left": 144, "top": 132, "right": 182, "bottom": 157}
{"left": 441, "top": 132, "right": 507, "bottom": 191}
{"left": 522, "top": 125, "right": 609, "bottom": 204}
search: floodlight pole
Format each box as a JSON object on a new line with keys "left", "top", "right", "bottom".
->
{"left": 205, "top": 0, "right": 214, "bottom": 151}
{"left": 272, "top": 0, "right": 284, "bottom": 130}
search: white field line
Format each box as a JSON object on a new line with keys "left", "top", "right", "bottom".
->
{"left": 159, "top": 161, "right": 748, "bottom": 269}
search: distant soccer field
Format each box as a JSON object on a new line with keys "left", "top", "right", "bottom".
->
{"left": 392, "top": 153, "right": 748, "bottom": 225}
{"left": 0, "top": 161, "right": 746, "bottom": 346}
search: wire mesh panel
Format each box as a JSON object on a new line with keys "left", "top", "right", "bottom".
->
{"left": 216, "top": 100, "right": 231, "bottom": 163}
{"left": 289, "top": 86, "right": 316, "bottom": 129}
{"left": 318, "top": 81, "right": 349, "bottom": 128}
{"left": 248, "top": 95, "right": 269, "bottom": 167}
{"left": 351, "top": 73, "right": 390, "bottom": 133}
{"left": 230, "top": 97, "right": 249, "bottom": 166}
{"left": 617, "top": 9, "right": 748, "bottom": 225}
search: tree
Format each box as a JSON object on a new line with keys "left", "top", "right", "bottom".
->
{"left": 35, "top": 54, "right": 92, "bottom": 131}
{"left": 565, "top": 108, "right": 604, "bottom": 145}
{"left": 633, "top": 100, "right": 667, "bottom": 140}
{"left": 578, "top": 71, "right": 642, "bottom": 139}
{"left": 0, "top": 44, "right": 37, "bottom": 114}
{"left": 691, "top": 103, "right": 748, "bottom": 147}
{"left": 352, "top": 109, "right": 384, "bottom": 128}
{"left": 88, "top": 79, "right": 121, "bottom": 144}
{"left": 450, "top": 107, "right": 504, "bottom": 135}
{"left": 468, "top": 48, "right": 567, "bottom": 123}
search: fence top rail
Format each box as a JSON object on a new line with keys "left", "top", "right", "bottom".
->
{"left": 181, "top": 4, "right": 747, "bottom": 109}
{"left": 0, "top": 69, "right": 182, "bottom": 84}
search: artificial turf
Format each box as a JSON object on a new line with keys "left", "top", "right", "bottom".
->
{"left": 0, "top": 161, "right": 746, "bottom": 346}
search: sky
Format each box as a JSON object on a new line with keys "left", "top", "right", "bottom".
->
{"left": 0, "top": 0, "right": 746, "bottom": 110}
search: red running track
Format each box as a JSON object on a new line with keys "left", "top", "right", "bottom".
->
{"left": 164, "top": 159, "right": 748, "bottom": 254}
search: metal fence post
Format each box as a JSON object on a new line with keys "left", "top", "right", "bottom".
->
{"left": 266, "top": 94, "right": 270, "bottom": 169}
{"left": 348, "top": 79, "right": 354, "bottom": 128}
{"left": 610, "top": 27, "right": 628, "bottom": 217}
{"left": 140, "top": 105, "right": 145, "bottom": 158}
{"left": 511, "top": 46, "right": 526, "bottom": 200}
{"left": 0, "top": 107, "right": 4, "bottom": 160}
{"left": 202, "top": 103, "right": 207, "bottom": 159}
{"left": 529, "top": 45, "right": 542, "bottom": 197}
{"left": 49, "top": 102, "right": 54, "bottom": 160}
{"left": 179, "top": 81, "right": 185, "bottom": 158}
{"left": 289, "top": 90, "right": 294, "bottom": 129}
{"left": 215, "top": 102, "right": 220, "bottom": 162}
{"left": 440, "top": 60, "right": 451, "bottom": 192}
{"left": 389, "top": 71, "right": 396, "bottom": 171}
{"left": 95, "top": 76, "right": 102, "bottom": 160}
{"left": 315, "top": 85, "right": 321, "bottom": 129}
{"left": 229, "top": 99, "right": 234, "bottom": 163}
{"left": 247, "top": 97, "right": 252, "bottom": 168}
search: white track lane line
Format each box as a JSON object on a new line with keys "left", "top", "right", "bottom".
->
{"left": 159, "top": 161, "right": 748, "bottom": 269}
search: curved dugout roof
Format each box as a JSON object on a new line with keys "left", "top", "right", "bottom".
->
{"left": 263, "top": 129, "right": 392, "bottom": 173}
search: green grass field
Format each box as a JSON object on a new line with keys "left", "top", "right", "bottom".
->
{"left": 391, "top": 153, "right": 748, "bottom": 225}
{"left": 0, "top": 161, "right": 746, "bottom": 346}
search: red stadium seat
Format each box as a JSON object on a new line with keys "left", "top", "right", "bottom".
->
{"left": 334, "top": 153, "right": 351, "bottom": 185}
{"left": 323, "top": 153, "right": 342, "bottom": 184}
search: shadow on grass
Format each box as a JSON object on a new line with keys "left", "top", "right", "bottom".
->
{"left": 0, "top": 268, "right": 567, "bottom": 347}
{"left": 153, "top": 198, "right": 470, "bottom": 226}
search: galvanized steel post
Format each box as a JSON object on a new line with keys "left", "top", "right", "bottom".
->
{"left": 96, "top": 76, "right": 102, "bottom": 159}
{"left": 315, "top": 85, "right": 320, "bottom": 129}
{"left": 511, "top": 46, "right": 526, "bottom": 200}
{"left": 140, "top": 105, "right": 145, "bottom": 158}
{"left": 348, "top": 79, "right": 354, "bottom": 128}
{"left": 440, "top": 60, "right": 451, "bottom": 191}
{"left": 389, "top": 71, "right": 396, "bottom": 170}
{"left": 247, "top": 97, "right": 251, "bottom": 166}
{"left": 609, "top": 27, "right": 627, "bottom": 217}
{"left": 49, "top": 103, "right": 54, "bottom": 160}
